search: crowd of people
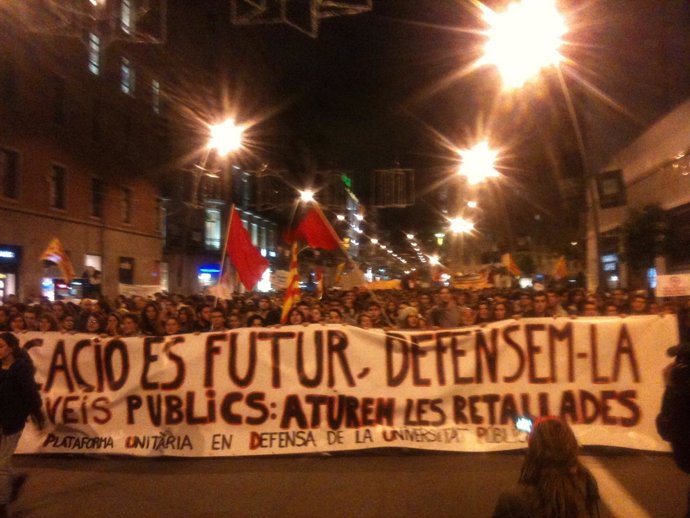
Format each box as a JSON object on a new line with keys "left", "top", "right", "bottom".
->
{"left": 0, "top": 285, "right": 688, "bottom": 340}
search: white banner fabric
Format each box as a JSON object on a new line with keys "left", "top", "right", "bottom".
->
{"left": 656, "top": 274, "right": 690, "bottom": 297}
{"left": 15, "top": 316, "right": 678, "bottom": 457}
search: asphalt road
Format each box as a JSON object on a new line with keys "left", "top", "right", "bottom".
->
{"left": 8, "top": 450, "right": 689, "bottom": 518}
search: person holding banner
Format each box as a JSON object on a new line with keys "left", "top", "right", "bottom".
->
{"left": 492, "top": 418, "right": 600, "bottom": 518}
{"left": 0, "top": 332, "right": 44, "bottom": 518}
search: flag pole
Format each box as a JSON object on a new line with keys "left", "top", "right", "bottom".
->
{"left": 214, "top": 204, "right": 236, "bottom": 306}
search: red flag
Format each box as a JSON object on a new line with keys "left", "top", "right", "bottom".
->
{"left": 226, "top": 207, "right": 269, "bottom": 290}
{"left": 287, "top": 206, "right": 341, "bottom": 251}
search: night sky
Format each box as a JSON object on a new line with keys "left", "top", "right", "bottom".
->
{"left": 191, "top": 0, "right": 690, "bottom": 247}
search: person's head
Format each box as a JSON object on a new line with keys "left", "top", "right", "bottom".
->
{"left": 198, "top": 305, "right": 212, "bottom": 323}
{"left": 0, "top": 332, "right": 21, "bottom": 365}
{"left": 144, "top": 302, "right": 159, "bottom": 321}
{"left": 52, "top": 302, "right": 66, "bottom": 319}
{"left": 546, "top": 290, "right": 561, "bottom": 309}
{"left": 23, "top": 307, "right": 39, "bottom": 329}
{"left": 0, "top": 307, "right": 8, "bottom": 326}
{"left": 521, "top": 418, "right": 580, "bottom": 484}
{"left": 210, "top": 308, "right": 226, "bottom": 329}
{"left": 86, "top": 314, "right": 105, "bottom": 333}
{"left": 631, "top": 294, "right": 647, "bottom": 314}
{"left": 477, "top": 302, "right": 491, "bottom": 321}
{"left": 258, "top": 297, "right": 271, "bottom": 311}
{"left": 288, "top": 308, "right": 304, "bottom": 325}
{"left": 582, "top": 300, "right": 599, "bottom": 317}
{"left": 367, "top": 303, "right": 382, "bottom": 320}
{"left": 493, "top": 302, "right": 508, "bottom": 321}
{"left": 532, "top": 291, "right": 547, "bottom": 314}
{"left": 310, "top": 306, "right": 324, "bottom": 323}
{"left": 247, "top": 314, "right": 264, "bottom": 328}
{"left": 327, "top": 308, "right": 342, "bottom": 324}
{"left": 164, "top": 317, "right": 181, "bottom": 335}
{"left": 39, "top": 313, "right": 59, "bottom": 332}
{"left": 10, "top": 315, "right": 25, "bottom": 332}
{"left": 357, "top": 313, "right": 373, "bottom": 329}
{"left": 107, "top": 312, "right": 122, "bottom": 333}
{"left": 298, "top": 303, "right": 311, "bottom": 319}
{"left": 122, "top": 313, "right": 140, "bottom": 336}
{"left": 404, "top": 311, "right": 422, "bottom": 329}
{"left": 438, "top": 288, "right": 452, "bottom": 304}
{"left": 419, "top": 293, "right": 431, "bottom": 307}
{"left": 228, "top": 314, "right": 242, "bottom": 329}
{"left": 178, "top": 306, "right": 195, "bottom": 324}
{"left": 61, "top": 314, "right": 76, "bottom": 332}
{"left": 613, "top": 289, "right": 626, "bottom": 304}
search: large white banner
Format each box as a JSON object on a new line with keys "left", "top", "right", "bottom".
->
{"left": 16, "top": 316, "right": 677, "bottom": 457}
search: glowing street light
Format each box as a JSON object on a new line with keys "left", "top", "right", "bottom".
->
{"left": 458, "top": 141, "right": 500, "bottom": 185}
{"left": 208, "top": 119, "right": 245, "bottom": 156}
{"left": 299, "top": 189, "right": 315, "bottom": 203}
{"left": 370, "top": 238, "right": 379, "bottom": 244}
{"left": 467, "top": 200, "right": 478, "bottom": 209}
{"left": 406, "top": 233, "right": 415, "bottom": 240}
{"left": 449, "top": 217, "right": 475, "bottom": 234}
{"left": 355, "top": 214, "right": 364, "bottom": 221}
{"left": 428, "top": 255, "right": 440, "bottom": 266}
{"left": 479, "top": 0, "right": 567, "bottom": 89}
{"left": 336, "top": 214, "right": 345, "bottom": 221}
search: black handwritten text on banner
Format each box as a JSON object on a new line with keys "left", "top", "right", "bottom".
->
{"left": 16, "top": 316, "right": 676, "bottom": 456}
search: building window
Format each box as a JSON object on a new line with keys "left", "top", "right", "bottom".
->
{"left": 205, "top": 208, "right": 221, "bottom": 250}
{"left": 121, "top": 187, "right": 132, "bottom": 223}
{"left": 49, "top": 165, "right": 66, "bottom": 209}
{"left": 120, "top": 57, "right": 135, "bottom": 96}
{"left": 251, "top": 222, "right": 259, "bottom": 246}
{"left": 0, "top": 148, "right": 19, "bottom": 199}
{"left": 119, "top": 257, "right": 134, "bottom": 284}
{"left": 91, "top": 177, "right": 103, "bottom": 218}
{"left": 151, "top": 79, "right": 160, "bottom": 114}
{"left": 121, "top": 0, "right": 135, "bottom": 35}
{"left": 53, "top": 76, "right": 66, "bottom": 125}
{"left": 88, "top": 32, "right": 101, "bottom": 75}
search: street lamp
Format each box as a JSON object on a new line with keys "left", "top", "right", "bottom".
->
{"left": 458, "top": 141, "right": 500, "bottom": 185}
{"left": 479, "top": 0, "right": 567, "bottom": 89}
{"left": 208, "top": 119, "right": 245, "bottom": 156}
{"left": 449, "top": 216, "right": 474, "bottom": 234}
{"left": 299, "top": 189, "right": 315, "bottom": 203}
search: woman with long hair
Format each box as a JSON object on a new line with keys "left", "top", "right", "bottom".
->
{"left": 140, "top": 302, "right": 164, "bottom": 336}
{"left": 0, "top": 332, "right": 44, "bottom": 517}
{"left": 492, "top": 418, "right": 600, "bottom": 518}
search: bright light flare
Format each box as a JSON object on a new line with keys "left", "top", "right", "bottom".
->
{"left": 406, "top": 234, "right": 415, "bottom": 240}
{"left": 208, "top": 119, "right": 245, "bottom": 156}
{"left": 458, "top": 141, "right": 500, "bottom": 184}
{"left": 449, "top": 217, "right": 475, "bottom": 234}
{"left": 370, "top": 238, "right": 379, "bottom": 244}
{"left": 336, "top": 214, "right": 345, "bottom": 221}
{"left": 355, "top": 214, "right": 364, "bottom": 221}
{"left": 479, "top": 0, "right": 567, "bottom": 89}
{"left": 467, "top": 201, "right": 478, "bottom": 209}
{"left": 299, "top": 189, "right": 315, "bottom": 203}
{"left": 428, "top": 255, "right": 440, "bottom": 266}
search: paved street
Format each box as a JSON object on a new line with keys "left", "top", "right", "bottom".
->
{"left": 8, "top": 450, "right": 688, "bottom": 518}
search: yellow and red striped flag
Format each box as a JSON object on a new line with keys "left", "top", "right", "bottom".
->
{"left": 280, "top": 242, "right": 301, "bottom": 324}
{"left": 40, "top": 238, "right": 76, "bottom": 283}
{"left": 553, "top": 255, "right": 568, "bottom": 279}
{"left": 501, "top": 253, "right": 522, "bottom": 277}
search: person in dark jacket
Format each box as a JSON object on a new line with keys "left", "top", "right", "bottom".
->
{"left": 492, "top": 417, "right": 600, "bottom": 518}
{"left": 657, "top": 342, "right": 690, "bottom": 517}
{"left": 0, "top": 332, "right": 44, "bottom": 518}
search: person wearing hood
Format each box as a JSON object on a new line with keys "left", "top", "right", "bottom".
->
{"left": 0, "top": 332, "right": 44, "bottom": 518}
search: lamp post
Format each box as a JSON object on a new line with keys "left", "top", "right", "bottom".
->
{"left": 477, "top": 0, "right": 603, "bottom": 289}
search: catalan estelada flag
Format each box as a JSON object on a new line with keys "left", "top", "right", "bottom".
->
{"left": 553, "top": 255, "right": 568, "bottom": 279}
{"left": 280, "top": 242, "right": 301, "bottom": 324}
{"left": 501, "top": 253, "right": 522, "bottom": 277}
{"left": 40, "top": 238, "right": 75, "bottom": 283}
